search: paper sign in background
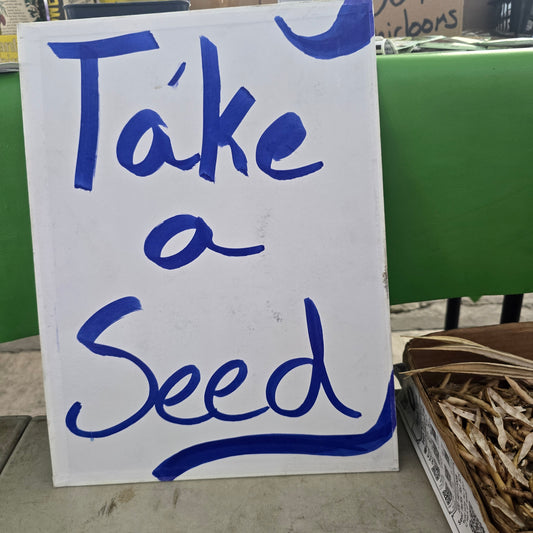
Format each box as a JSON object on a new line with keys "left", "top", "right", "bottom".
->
{"left": 374, "top": 0, "right": 463, "bottom": 38}
{"left": 19, "top": 0, "right": 397, "bottom": 486}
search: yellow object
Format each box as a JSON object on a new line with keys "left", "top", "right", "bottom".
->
{"left": 48, "top": 0, "right": 64, "bottom": 20}
{"left": 0, "top": 35, "right": 17, "bottom": 63}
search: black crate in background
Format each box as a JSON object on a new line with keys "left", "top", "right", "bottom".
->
{"left": 494, "top": 0, "right": 533, "bottom": 35}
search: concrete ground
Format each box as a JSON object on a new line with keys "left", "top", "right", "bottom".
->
{"left": 2, "top": 294, "right": 533, "bottom": 416}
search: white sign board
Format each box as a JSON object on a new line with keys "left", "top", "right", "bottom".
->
{"left": 19, "top": 0, "right": 397, "bottom": 487}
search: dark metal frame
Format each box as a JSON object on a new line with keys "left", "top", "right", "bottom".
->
{"left": 444, "top": 294, "right": 524, "bottom": 330}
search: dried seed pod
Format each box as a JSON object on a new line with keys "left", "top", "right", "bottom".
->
{"left": 493, "top": 414, "right": 509, "bottom": 450}
{"left": 506, "top": 376, "right": 533, "bottom": 405}
{"left": 474, "top": 407, "right": 482, "bottom": 429}
{"left": 469, "top": 425, "right": 510, "bottom": 501}
{"left": 439, "top": 372, "right": 451, "bottom": 389}
{"left": 490, "top": 496, "right": 526, "bottom": 528}
{"left": 446, "top": 395, "right": 469, "bottom": 407}
{"left": 522, "top": 502, "right": 533, "bottom": 519}
{"left": 444, "top": 401, "right": 476, "bottom": 422}
{"left": 439, "top": 402, "right": 483, "bottom": 462}
{"left": 503, "top": 424, "right": 521, "bottom": 449}
{"left": 490, "top": 443, "right": 510, "bottom": 482}
{"left": 491, "top": 508, "right": 519, "bottom": 533}
{"left": 519, "top": 427, "right": 532, "bottom": 438}
{"left": 478, "top": 471, "right": 498, "bottom": 498}
{"left": 503, "top": 487, "right": 533, "bottom": 500}
{"left": 457, "top": 392, "right": 499, "bottom": 417}
{"left": 482, "top": 412, "right": 500, "bottom": 437}
{"left": 517, "top": 432, "right": 533, "bottom": 464}
{"left": 457, "top": 446, "right": 489, "bottom": 474}
{"left": 488, "top": 388, "right": 533, "bottom": 428}
{"left": 470, "top": 425, "right": 497, "bottom": 471}
{"left": 459, "top": 378, "right": 473, "bottom": 394}
{"left": 426, "top": 387, "right": 449, "bottom": 399}
{"left": 494, "top": 447, "right": 529, "bottom": 487}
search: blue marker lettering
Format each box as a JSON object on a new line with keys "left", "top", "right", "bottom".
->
{"left": 153, "top": 372, "right": 396, "bottom": 480}
{"left": 155, "top": 365, "right": 212, "bottom": 425}
{"left": 204, "top": 360, "right": 269, "bottom": 422}
{"left": 275, "top": 0, "right": 373, "bottom": 60}
{"left": 266, "top": 298, "right": 361, "bottom": 418}
{"left": 48, "top": 32, "right": 159, "bottom": 191}
{"left": 144, "top": 214, "right": 264, "bottom": 270}
{"left": 168, "top": 61, "right": 187, "bottom": 88}
{"left": 199, "top": 36, "right": 256, "bottom": 182}
{"left": 256, "top": 112, "right": 323, "bottom": 180}
{"left": 116, "top": 109, "right": 200, "bottom": 176}
{"left": 65, "top": 296, "right": 159, "bottom": 438}
{"left": 67, "top": 295, "right": 391, "bottom": 477}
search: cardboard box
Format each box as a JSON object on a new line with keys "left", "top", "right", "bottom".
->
{"left": 190, "top": 0, "right": 463, "bottom": 36}
{"left": 374, "top": 0, "right": 464, "bottom": 38}
{"left": 397, "top": 322, "right": 533, "bottom": 533}
{"left": 397, "top": 369, "right": 494, "bottom": 533}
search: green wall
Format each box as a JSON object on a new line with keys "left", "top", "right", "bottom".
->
{"left": 2, "top": 49, "right": 533, "bottom": 341}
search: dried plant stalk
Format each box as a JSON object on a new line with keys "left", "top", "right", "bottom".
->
{"left": 507, "top": 377, "right": 533, "bottom": 405}
{"left": 408, "top": 337, "right": 533, "bottom": 370}
{"left": 404, "top": 362, "right": 533, "bottom": 380}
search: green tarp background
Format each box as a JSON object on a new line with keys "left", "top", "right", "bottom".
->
{"left": 379, "top": 51, "right": 533, "bottom": 304}
{"left": 0, "top": 73, "right": 38, "bottom": 342}
{"left": 2, "top": 50, "right": 533, "bottom": 342}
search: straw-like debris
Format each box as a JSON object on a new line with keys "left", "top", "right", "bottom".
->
{"left": 405, "top": 336, "right": 533, "bottom": 532}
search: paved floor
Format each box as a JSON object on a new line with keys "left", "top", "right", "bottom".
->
{"left": 0, "top": 415, "right": 451, "bottom": 533}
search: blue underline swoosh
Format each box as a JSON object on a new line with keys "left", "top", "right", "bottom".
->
{"left": 274, "top": 0, "right": 374, "bottom": 60}
{"left": 152, "top": 371, "right": 396, "bottom": 481}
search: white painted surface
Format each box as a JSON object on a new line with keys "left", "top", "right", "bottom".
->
{"left": 19, "top": 0, "right": 397, "bottom": 486}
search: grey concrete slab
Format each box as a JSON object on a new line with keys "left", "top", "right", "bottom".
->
{"left": 0, "top": 416, "right": 30, "bottom": 474}
{"left": 0, "top": 416, "right": 450, "bottom": 533}
{"left": 0, "top": 335, "right": 40, "bottom": 353}
{"left": 0, "top": 350, "right": 45, "bottom": 416}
